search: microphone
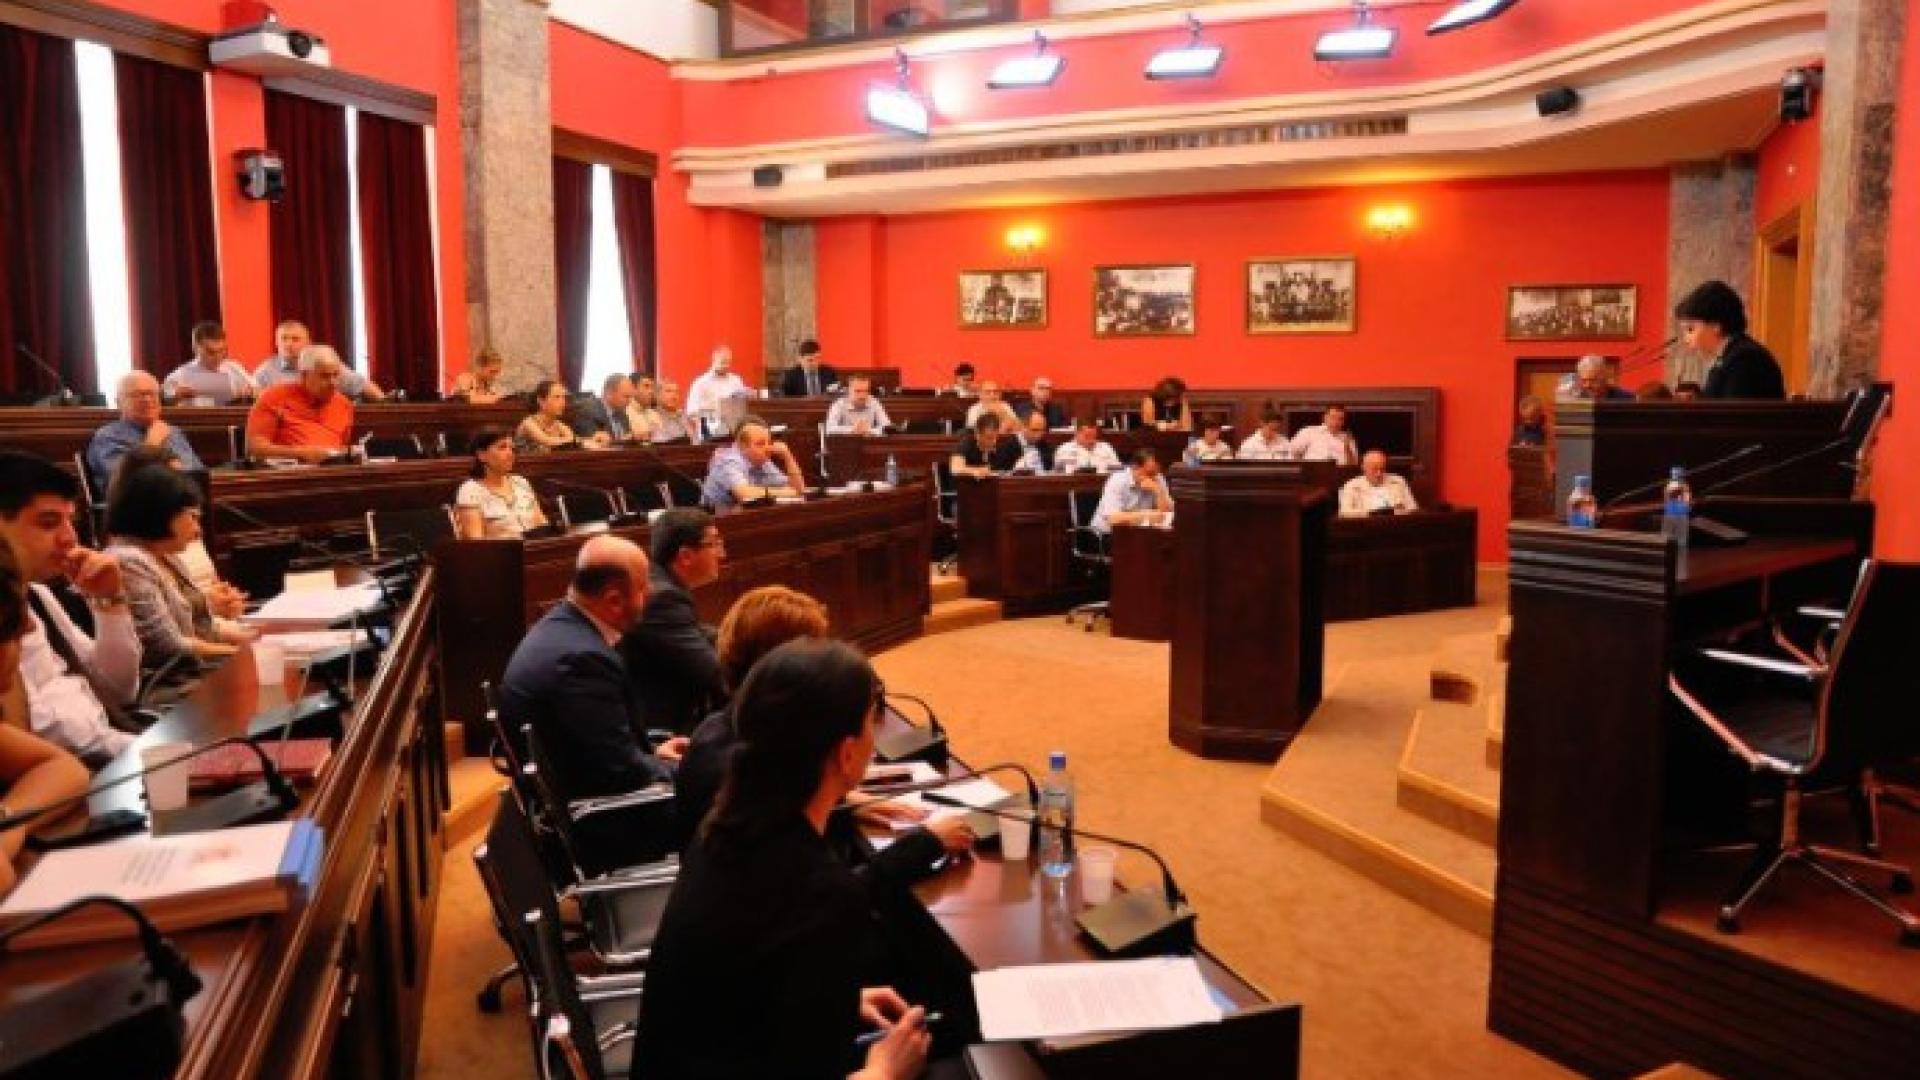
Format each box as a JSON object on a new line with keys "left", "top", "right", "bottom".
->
{"left": 1600, "top": 443, "right": 1764, "bottom": 511}
{"left": 537, "top": 476, "right": 626, "bottom": 528}
{"left": 0, "top": 895, "right": 203, "bottom": 1079}
{"left": 922, "top": 793, "right": 1198, "bottom": 958}
{"left": 17, "top": 343, "right": 78, "bottom": 406}
{"left": 1696, "top": 435, "right": 1853, "bottom": 498}
{"left": 875, "top": 692, "right": 949, "bottom": 767}
{"left": 861, "top": 761, "right": 1041, "bottom": 809}
{"left": 0, "top": 734, "right": 299, "bottom": 838}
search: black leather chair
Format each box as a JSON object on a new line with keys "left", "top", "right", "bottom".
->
{"left": 933, "top": 460, "right": 959, "bottom": 575}
{"left": 1065, "top": 489, "right": 1111, "bottom": 631}
{"left": 366, "top": 505, "right": 454, "bottom": 560}
{"left": 555, "top": 488, "right": 620, "bottom": 530}
{"left": 363, "top": 434, "right": 427, "bottom": 460}
{"left": 1668, "top": 558, "right": 1920, "bottom": 944}
{"left": 523, "top": 907, "right": 637, "bottom": 1080}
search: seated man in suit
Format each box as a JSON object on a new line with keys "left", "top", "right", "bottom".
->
{"left": 1091, "top": 448, "right": 1173, "bottom": 533}
{"left": 570, "top": 373, "right": 636, "bottom": 443}
{"left": 700, "top": 419, "right": 806, "bottom": 513}
{"left": 1012, "top": 411, "right": 1055, "bottom": 473}
{"left": 948, "top": 412, "right": 1020, "bottom": 478}
{"left": 822, "top": 375, "right": 892, "bottom": 435}
{"left": 623, "top": 509, "right": 726, "bottom": 737}
{"left": 498, "top": 535, "right": 687, "bottom": 866}
{"left": 779, "top": 339, "right": 839, "bottom": 398}
{"left": 1053, "top": 419, "right": 1122, "bottom": 473}
{"left": 1339, "top": 451, "right": 1420, "bottom": 517}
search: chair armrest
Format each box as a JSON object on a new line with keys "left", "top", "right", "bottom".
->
{"left": 578, "top": 971, "right": 647, "bottom": 996}
{"left": 1796, "top": 605, "right": 1845, "bottom": 623}
{"left": 568, "top": 783, "right": 674, "bottom": 821}
{"left": 1666, "top": 673, "right": 1765, "bottom": 769}
{"left": 596, "top": 1022, "right": 638, "bottom": 1052}
{"left": 1697, "top": 648, "right": 1817, "bottom": 681}
{"left": 572, "top": 865, "right": 678, "bottom": 896}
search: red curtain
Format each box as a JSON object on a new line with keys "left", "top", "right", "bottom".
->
{"left": 115, "top": 52, "right": 220, "bottom": 373}
{"left": 0, "top": 24, "right": 94, "bottom": 398}
{"left": 355, "top": 111, "right": 439, "bottom": 396}
{"left": 552, "top": 156, "right": 594, "bottom": 392}
{"left": 266, "top": 90, "right": 352, "bottom": 354}
{"left": 610, "top": 170, "right": 658, "bottom": 377}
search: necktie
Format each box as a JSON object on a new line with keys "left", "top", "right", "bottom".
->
{"left": 807, "top": 368, "right": 820, "bottom": 396}
{"left": 610, "top": 405, "right": 627, "bottom": 440}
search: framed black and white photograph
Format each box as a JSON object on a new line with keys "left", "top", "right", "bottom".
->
{"left": 1505, "top": 284, "right": 1639, "bottom": 341}
{"left": 1093, "top": 264, "right": 1196, "bottom": 337}
{"left": 1247, "top": 256, "right": 1357, "bottom": 333}
{"left": 958, "top": 269, "right": 1048, "bottom": 329}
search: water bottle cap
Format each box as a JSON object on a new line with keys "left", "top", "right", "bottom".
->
{"left": 1049, "top": 751, "right": 1066, "bottom": 770}
{"left": 1670, "top": 467, "right": 1685, "bottom": 479}
{"left": 1573, "top": 475, "right": 1590, "bottom": 486}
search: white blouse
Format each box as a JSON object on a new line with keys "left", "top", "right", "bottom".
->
{"left": 456, "top": 476, "right": 543, "bottom": 539}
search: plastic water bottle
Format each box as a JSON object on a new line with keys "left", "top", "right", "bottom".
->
{"left": 884, "top": 454, "right": 900, "bottom": 488}
{"left": 1038, "top": 751, "right": 1075, "bottom": 879}
{"left": 1662, "top": 467, "right": 1692, "bottom": 551}
{"left": 1567, "top": 475, "right": 1598, "bottom": 528}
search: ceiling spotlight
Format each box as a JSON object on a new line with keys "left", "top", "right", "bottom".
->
{"left": 867, "top": 49, "right": 930, "bottom": 137}
{"left": 1428, "top": 0, "right": 1521, "bottom": 36}
{"left": 1146, "top": 15, "right": 1224, "bottom": 80}
{"left": 1316, "top": 1, "right": 1396, "bottom": 61}
{"left": 990, "top": 31, "right": 1065, "bottom": 90}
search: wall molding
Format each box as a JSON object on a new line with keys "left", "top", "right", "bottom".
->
{"left": 266, "top": 67, "right": 437, "bottom": 126}
{"left": 0, "top": 0, "right": 207, "bottom": 69}
{"left": 553, "top": 126, "right": 660, "bottom": 176}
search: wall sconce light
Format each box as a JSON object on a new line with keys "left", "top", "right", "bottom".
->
{"left": 1366, "top": 204, "right": 1414, "bottom": 239}
{"left": 1005, "top": 225, "right": 1046, "bottom": 255}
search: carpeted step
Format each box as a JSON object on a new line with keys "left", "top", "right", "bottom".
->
{"left": 1263, "top": 659, "right": 1496, "bottom": 938}
{"left": 1396, "top": 703, "right": 1501, "bottom": 846}
{"left": 923, "top": 597, "right": 1003, "bottom": 636}
{"left": 930, "top": 571, "right": 967, "bottom": 604}
{"left": 1486, "top": 692, "right": 1506, "bottom": 770}
{"left": 1494, "top": 615, "right": 1512, "bottom": 663}
{"left": 447, "top": 756, "right": 506, "bottom": 846}
{"left": 1429, "top": 630, "right": 1506, "bottom": 706}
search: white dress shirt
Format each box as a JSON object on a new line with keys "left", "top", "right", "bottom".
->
{"left": 1339, "top": 474, "right": 1419, "bottom": 517}
{"left": 824, "top": 398, "right": 893, "bottom": 434}
{"left": 1091, "top": 469, "right": 1171, "bottom": 533}
{"left": 686, "top": 370, "right": 748, "bottom": 423}
{"left": 1237, "top": 431, "right": 1294, "bottom": 461}
{"left": 163, "top": 359, "right": 255, "bottom": 404}
{"left": 1289, "top": 424, "right": 1360, "bottom": 465}
{"left": 1053, "top": 440, "right": 1121, "bottom": 473}
{"left": 21, "top": 582, "right": 141, "bottom": 764}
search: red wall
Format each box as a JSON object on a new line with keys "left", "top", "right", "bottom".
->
{"left": 1874, "top": 14, "right": 1920, "bottom": 559}
{"left": 683, "top": 0, "right": 1725, "bottom": 147}
{"left": 1754, "top": 108, "right": 1821, "bottom": 229}
{"left": 817, "top": 170, "right": 1674, "bottom": 558}
{"left": 548, "top": 23, "right": 765, "bottom": 387}
{"left": 101, "top": 1, "right": 467, "bottom": 380}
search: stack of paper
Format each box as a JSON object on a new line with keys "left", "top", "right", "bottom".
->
{"left": 0, "top": 819, "right": 326, "bottom": 949}
{"left": 972, "top": 956, "right": 1225, "bottom": 1042}
{"left": 884, "top": 776, "right": 1014, "bottom": 833}
{"left": 244, "top": 584, "right": 385, "bottom": 630}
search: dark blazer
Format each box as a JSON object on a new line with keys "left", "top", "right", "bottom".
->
{"left": 622, "top": 564, "right": 724, "bottom": 736}
{"left": 780, "top": 363, "right": 841, "bottom": 398}
{"left": 1015, "top": 399, "right": 1070, "bottom": 429}
{"left": 953, "top": 431, "right": 1022, "bottom": 472}
{"left": 1702, "top": 335, "right": 1787, "bottom": 400}
{"left": 1013, "top": 435, "right": 1055, "bottom": 472}
{"left": 636, "top": 816, "right": 873, "bottom": 1078}
{"left": 569, "top": 396, "right": 631, "bottom": 441}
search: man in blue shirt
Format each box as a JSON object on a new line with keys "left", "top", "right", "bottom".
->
{"left": 254, "top": 320, "right": 386, "bottom": 401}
{"left": 85, "top": 371, "right": 204, "bottom": 486}
{"left": 1092, "top": 448, "right": 1173, "bottom": 534}
{"left": 699, "top": 419, "right": 806, "bottom": 513}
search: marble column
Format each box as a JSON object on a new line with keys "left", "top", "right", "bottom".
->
{"left": 762, "top": 221, "right": 817, "bottom": 375}
{"left": 457, "top": 0, "right": 557, "bottom": 392}
{"left": 1807, "top": 0, "right": 1908, "bottom": 397}
{"left": 1666, "top": 157, "right": 1756, "bottom": 386}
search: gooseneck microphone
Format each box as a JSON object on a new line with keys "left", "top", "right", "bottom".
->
{"left": 18, "top": 343, "right": 78, "bottom": 406}
{"left": 876, "top": 692, "right": 950, "bottom": 767}
{"left": 923, "top": 793, "right": 1198, "bottom": 958}
{"left": 1599, "top": 443, "right": 1764, "bottom": 512}
{"left": 1697, "top": 435, "right": 1854, "bottom": 497}
{"left": 0, "top": 734, "right": 299, "bottom": 837}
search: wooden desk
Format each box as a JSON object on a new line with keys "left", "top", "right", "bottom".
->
{"left": 1109, "top": 523, "right": 1177, "bottom": 641}
{"left": 0, "top": 572, "right": 446, "bottom": 1078}
{"left": 436, "top": 486, "right": 933, "bottom": 749}
{"left": 955, "top": 473, "right": 1108, "bottom": 615}
{"left": 1323, "top": 508, "right": 1478, "bottom": 620}
{"left": 1552, "top": 399, "right": 1854, "bottom": 511}
{"left": 1489, "top": 500, "right": 1919, "bottom": 1078}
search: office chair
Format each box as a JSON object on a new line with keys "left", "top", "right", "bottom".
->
{"left": 932, "top": 460, "right": 959, "bottom": 575}
{"left": 226, "top": 425, "right": 245, "bottom": 463}
{"left": 365, "top": 506, "right": 455, "bottom": 560}
{"left": 362, "top": 434, "right": 426, "bottom": 460}
{"left": 523, "top": 908, "right": 638, "bottom": 1080}
{"left": 556, "top": 489, "right": 620, "bottom": 530}
{"left": 1065, "top": 489, "right": 1112, "bottom": 631}
{"left": 615, "top": 482, "right": 667, "bottom": 518}
{"left": 1667, "top": 559, "right": 1920, "bottom": 944}
{"left": 70, "top": 452, "right": 106, "bottom": 545}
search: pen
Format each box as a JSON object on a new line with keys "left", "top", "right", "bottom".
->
{"left": 855, "top": 1011, "right": 942, "bottom": 1047}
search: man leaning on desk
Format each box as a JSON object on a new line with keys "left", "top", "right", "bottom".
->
{"left": 245, "top": 346, "right": 356, "bottom": 464}
{"left": 949, "top": 412, "right": 1021, "bottom": 477}
{"left": 1339, "top": 451, "right": 1420, "bottom": 517}
{"left": 700, "top": 419, "right": 807, "bottom": 513}
{"left": 1092, "top": 448, "right": 1174, "bottom": 533}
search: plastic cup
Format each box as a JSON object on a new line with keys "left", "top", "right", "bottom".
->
{"left": 999, "top": 803, "right": 1033, "bottom": 862}
{"left": 1079, "top": 845, "right": 1118, "bottom": 904}
{"left": 252, "top": 639, "right": 286, "bottom": 690}
{"left": 142, "top": 741, "right": 193, "bottom": 813}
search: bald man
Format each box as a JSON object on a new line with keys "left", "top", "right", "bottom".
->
{"left": 86, "top": 371, "right": 204, "bottom": 485}
{"left": 498, "top": 535, "right": 688, "bottom": 869}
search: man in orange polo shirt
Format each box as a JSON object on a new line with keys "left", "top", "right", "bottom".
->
{"left": 245, "top": 345, "right": 356, "bottom": 464}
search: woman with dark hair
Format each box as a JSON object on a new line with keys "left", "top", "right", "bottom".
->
{"left": 515, "top": 379, "right": 578, "bottom": 451}
{"left": 0, "top": 542, "right": 90, "bottom": 897}
{"left": 637, "top": 639, "right": 933, "bottom": 1080}
{"left": 108, "top": 446, "right": 251, "bottom": 645}
{"left": 453, "top": 429, "right": 548, "bottom": 540}
{"left": 1140, "top": 375, "right": 1193, "bottom": 431}
{"left": 105, "top": 463, "right": 236, "bottom": 689}
{"left": 1674, "top": 280, "right": 1786, "bottom": 400}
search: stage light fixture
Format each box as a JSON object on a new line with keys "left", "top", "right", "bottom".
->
{"left": 1146, "top": 15, "right": 1224, "bottom": 80}
{"left": 1315, "top": 1, "right": 1396, "bottom": 61}
{"left": 1428, "top": 0, "right": 1521, "bottom": 36}
{"left": 990, "top": 32, "right": 1065, "bottom": 89}
{"left": 867, "top": 49, "right": 930, "bottom": 137}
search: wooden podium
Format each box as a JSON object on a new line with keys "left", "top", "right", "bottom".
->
{"left": 1167, "top": 464, "right": 1332, "bottom": 761}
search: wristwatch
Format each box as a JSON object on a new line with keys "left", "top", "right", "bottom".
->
{"left": 88, "top": 593, "right": 130, "bottom": 610}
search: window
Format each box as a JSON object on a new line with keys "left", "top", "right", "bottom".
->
{"left": 580, "top": 163, "right": 635, "bottom": 393}
{"left": 75, "top": 39, "right": 133, "bottom": 393}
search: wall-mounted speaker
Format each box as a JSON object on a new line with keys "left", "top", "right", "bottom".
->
{"left": 1535, "top": 87, "right": 1580, "bottom": 117}
{"left": 752, "top": 165, "right": 785, "bottom": 189}
{"left": 234, "top": 148, "right": 285, "bottom": 201}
